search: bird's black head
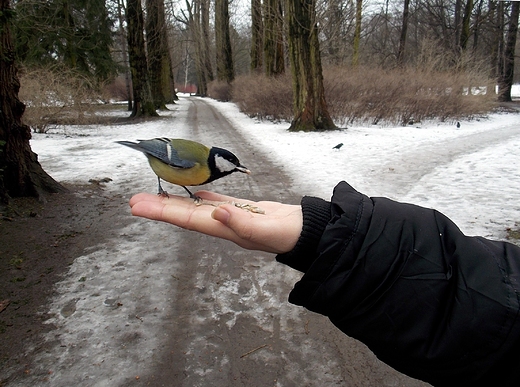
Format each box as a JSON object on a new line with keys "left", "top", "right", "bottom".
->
{"left": 206, "top": 147, "right": 250, "bottom": 184}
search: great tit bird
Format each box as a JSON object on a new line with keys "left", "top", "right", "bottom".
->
{"left": 116, "top": 138, "right": 250, "bottom": 198}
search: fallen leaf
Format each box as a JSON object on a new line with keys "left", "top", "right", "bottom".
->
{"left": 0, "top": 299, "right": 10, "bottom": 313}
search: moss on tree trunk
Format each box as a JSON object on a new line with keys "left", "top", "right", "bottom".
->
{"left": 286, "top": 0, "right": 336, "bottom": 132}
{"left": 127, "top": 0, "right": 158, "bottom": 117}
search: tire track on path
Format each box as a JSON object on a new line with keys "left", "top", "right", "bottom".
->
{"left": 374, "top": 124, "right": 520, "bottom": 198}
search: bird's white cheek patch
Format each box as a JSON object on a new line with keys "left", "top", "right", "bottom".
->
{"left": 214, "top": 154, "right": 236, "bottom": 173}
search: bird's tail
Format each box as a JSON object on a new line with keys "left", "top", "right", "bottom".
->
{"left": 116, "top": 140, "right": 143, "bottom": 152}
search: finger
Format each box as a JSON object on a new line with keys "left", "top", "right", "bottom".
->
{"left": 129, "top": 192, "right": 188, "bottom": 207}
{"left": 129, "top": 192, "right": 159, "bottom": 207}
{"left": 131, "top": 198, "right": 251, "bottom": 247}
{"left": 211, "top": 204, "right": 287, "bottom": 253}
{"left": 194, "top": 191, "right": 258, "bottom": 206}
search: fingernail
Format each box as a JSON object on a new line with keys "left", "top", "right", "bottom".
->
{"left": 211, "top": 207, "right": 230, "bottom": 224}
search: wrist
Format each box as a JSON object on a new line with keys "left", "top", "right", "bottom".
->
{"left": 276, "top": 196, "right": 331, "bottom": 272}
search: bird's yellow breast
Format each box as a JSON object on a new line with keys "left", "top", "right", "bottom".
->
{"left": 147, "top": 156, "right": 211, "bottom": 187}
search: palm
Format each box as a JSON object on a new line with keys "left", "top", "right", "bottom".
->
{"left": 129, "top": 191, "right": 303, "bottom": 254}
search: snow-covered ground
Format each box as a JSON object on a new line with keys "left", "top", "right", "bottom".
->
{"left": 23, "top": 95, "right": 520, "bottom": 386}
{"left": 202, "top": 98, "right": 520, "bottom": 240}
{"left": 33, "top": 94, "right": 520, "bottom": 241}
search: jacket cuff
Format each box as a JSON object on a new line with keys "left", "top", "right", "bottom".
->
{"left": 276, "top": 195, "right": 331, "bottom": 272}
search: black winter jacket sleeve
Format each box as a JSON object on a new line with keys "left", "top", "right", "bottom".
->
{"left": 276, "top": 181, "right": 520, "bottom": 386}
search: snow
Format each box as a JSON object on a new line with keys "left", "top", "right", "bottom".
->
{"left": 22, "top": 94, "right": 520, "bottom": 385}
{"left": 31, "top": 95, "right": 520, "bottom": 240}
{"left": 202, "top": 97, "right": 520, "bottom": 239}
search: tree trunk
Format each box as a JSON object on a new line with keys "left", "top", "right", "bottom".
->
{"left": 459, "top": 0, "right": 474, "bottom": 50}
{"left": 286, "top": 0, "right": 336, "bottom": 131}
{"left": 472, "top": 0, "right": 484, "bottom": 51}
{"left": 264, "top": 0, "right": 284, "bottom": 76}
{"left": 251, "top": 0, "right": 263, "bottom": 72}
{"left": 494, "top": 0, "right": 505, "bottom": 79}
{"left": 454, "top": 0, "right": 462, "bottom": 50}
{"left": 200, "top": 0, "right": 214, "bottom": 84}
{"left": 498, "top": 1, "right": 520, "bottom": 102}
{"left": 186, "top": 0, "right": 210, "bottom": 96}
{"left": 352, "top": 0, "right": 362, "bottom": 66}
{"left": 274, "top": 0, "right": 285, "bottom": 75}
{"left": 0, "top": 0, "right": 64, "bottom": 204}
{"left": 146, "top": 0, "right": 176, "bottom": 107}
{"left": 397, "top": 0, "right": 410, "bottom": 66}
{"left": 126, "top": 0, "right": 158, "bottom": 117}
{"left": 117, "top": 0, "right": 133, "bottom": 111}
{"left": 215, "top": 0, "right": 234, "bottom": 83}
{"left": 146, "top": 0, "right": 168, "bottom": 109}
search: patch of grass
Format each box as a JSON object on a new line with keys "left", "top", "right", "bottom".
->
{"left": 9, "top": 255, "right": 24, "bottom": 269}
{"left": 55, "top": 231, "right": 81, "bottom": 242}
{"left": 506, "top": 224, "right": 520, "bottom": 241}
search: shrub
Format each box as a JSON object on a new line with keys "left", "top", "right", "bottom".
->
{"left": 228, "top": 64, "right": 495, "bottom": 126}
{"left": 18, "top": 65, "right": 107, "bottom": 132}
{"left": 323, "top": 65, "right": 495, "bottom": 126}
{"left": 231, "top": 73, "right": 293, "bottom": 121}
{"left": 208, "top": 80, "right": 233, "bottom": 102}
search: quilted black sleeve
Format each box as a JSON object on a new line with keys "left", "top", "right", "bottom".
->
{"left": 277, "top": 181, "right": 520, "bottom": 386}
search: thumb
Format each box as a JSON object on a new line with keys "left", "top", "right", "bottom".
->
{"left": 211, "top": 204, "right": 254, "bottom": 241}
{"left": 211, "top": 205, "right": 231, "bottom": 225}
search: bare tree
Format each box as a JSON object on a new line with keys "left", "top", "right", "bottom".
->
{"left": 127, "top": 0, "right": 158, "bottom": 117}
{"left": 490, "top": 0, "right": 503, "bottom": 79}
{"left": 200, "top": 0, "right": 213, "bottom": 87}
{"left": 498, "top": 1, "right": 519, "bottom": 102}
{"left": 146, "top": 0, "right": 177, "bottom": 109}
{"left": 286, "top": 0, "right": 336, "bottom": 131}
{"left": 397, "top": 0, "right": 410, "bottom": 65}
{"left": 459, "top": 0, "right": 474, "bottom": 50}
{"left": 0, "top": 0, "right": 64, "bottom": 203}
{"left": 215, "top": 0, "right": 234, "bottom": 82}
{"left": 352, "top": 0, "right": 363, "bottom": 66}
{"left": 264, "top": 0, "right": 285, "bottom": 76}
{"left": 181, "top": 0, "right": 213, "bottom": 95}
{"left": 319, "top": 0, "right": 354, "bottom": 65}
{"left": 116, "top": 0, "right": 133, "bottom": 111}
{"left": 251, "top": 0, "right": 263, "bottom": 72}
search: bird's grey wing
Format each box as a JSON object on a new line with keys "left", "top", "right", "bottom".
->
{"left": 137, "top": 138, "right": 196, "bottom": 169}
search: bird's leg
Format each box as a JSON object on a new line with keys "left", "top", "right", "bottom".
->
{"left": 182, "top": 186, "right": 203, "bottom": 203}
{"left": 157, "top": 177, "right": 169, "bottom": 197}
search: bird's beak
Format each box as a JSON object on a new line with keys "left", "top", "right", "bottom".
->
{"left": 236, "top": 165, "right": 251, "bottom": 174}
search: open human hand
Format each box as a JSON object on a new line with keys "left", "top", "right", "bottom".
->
{"left": 129, "top": 191, "right": 303, "bottom": 254}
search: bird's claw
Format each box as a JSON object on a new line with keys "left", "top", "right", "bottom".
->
{"left": 157, "top": 187, "right": 169, "bottom": 197}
